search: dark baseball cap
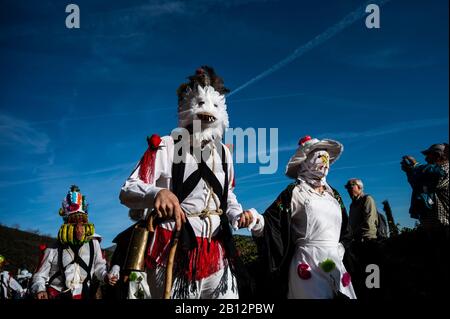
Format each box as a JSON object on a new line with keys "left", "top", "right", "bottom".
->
{"left": 421, "top": 143, "right": 446, "bottom": 155}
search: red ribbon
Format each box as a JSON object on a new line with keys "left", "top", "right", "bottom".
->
{"left": 138, "top": 134, "right": 162, "bottom": 184}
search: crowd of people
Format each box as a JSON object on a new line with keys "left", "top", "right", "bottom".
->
{"left": 0, "top": 66, "right": 448, "bottom": 300}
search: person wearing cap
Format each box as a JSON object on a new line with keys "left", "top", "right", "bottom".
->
{"left": 345, "top": 178, "right": 378, "bottom": 242}
{"left": 31, "top": 185, "right": 119, "bottom": 299}
{"left": 1, "top": 255, "right": 25, "bottom": 299}
{"left": 401, "top": 143, "right": 449, "bottom": 229}
{"left": 255, "top": 136, "right": 356, "bottom": 299}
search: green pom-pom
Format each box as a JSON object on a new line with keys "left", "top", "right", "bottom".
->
{"left": 129, "top": 272, "right": 138, "bottom": 282}
{"left": 319, "top": 258, "right": 336, "bottom": 273}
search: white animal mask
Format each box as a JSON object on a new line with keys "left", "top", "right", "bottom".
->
{"left": 178, "top": 85, "right": 229, "bottom": 143}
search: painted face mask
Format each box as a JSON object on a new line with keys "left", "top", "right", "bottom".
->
{"left": 57, "top": 186, "right": 95, "bottom": 245}
{"left": 297, "top": 150, "right": 330, "bottom": 187}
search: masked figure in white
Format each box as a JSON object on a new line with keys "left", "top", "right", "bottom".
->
{"left": 255, "top": 136, "right": 356, "bottom": 299}
{"left": 31, "top": 185, "right": 118, "bottom": 299}
{"left": 118, "top": 66, "right": 263, "bottom": 299}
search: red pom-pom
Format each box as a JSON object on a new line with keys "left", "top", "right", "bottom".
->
{"left": 297, "top": 263, "right": 312, "bottom": 280}
{"left": 299, "top": 135, "right": 312, "bottom": 146}
{"left": 39, "top": 244, "right": 47, "bottom": 251}
{"left": 342, "top": 272, "right": 352, "bottom": 287}
{"left": 147, "top": 134, "right": 162, "bottom": 150}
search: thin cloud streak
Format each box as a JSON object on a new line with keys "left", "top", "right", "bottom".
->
{"left": 0, "top": 162, "right": 135, "bottom": 188}
{"left": 0, "top": 113, "right": 51, "bottom": 154}
{"left": 30, "top": 107, "right": 173, "bottom": 126}
{"left": 229, "top": 92, "right": 305, "bottom": 102}
{"left": 229, "top": 0, "right": 392, "bottom": 96}
{"left": 319, "top": 118, "right": 449, "bottom": 140}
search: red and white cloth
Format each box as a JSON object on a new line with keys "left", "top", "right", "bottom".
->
{"left": 120, "top": 135, "right": 263, "bottom": 298}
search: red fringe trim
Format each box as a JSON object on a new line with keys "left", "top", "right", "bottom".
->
{"left": 145, "top": 226, "right": 224, "bottom": 280}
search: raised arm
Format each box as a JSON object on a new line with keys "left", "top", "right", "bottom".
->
{"left": 119, "top": 136, "right": 173, "bottom": 211}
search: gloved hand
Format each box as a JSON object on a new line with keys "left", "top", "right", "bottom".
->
{"left": 232, "top": 208, "right": 264, "bottom": 236}
{"left": 105, "top": 265, "right": 120, "bottom": 286}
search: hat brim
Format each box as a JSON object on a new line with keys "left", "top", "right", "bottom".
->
{"left": 421, "top": 149, "right": 434, "bottom": 155}
{"left": 285, "top": 139, "right": 343, "bottom": 179}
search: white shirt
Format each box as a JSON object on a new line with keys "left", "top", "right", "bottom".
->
{"left": 119, "top": 135, "right": 263, "bottom": 237}
{"left": 1, "top": 271, "right": 24, "bottom": 299}
{"left": 31, "top": 240, "right": 107, "bottom": 295}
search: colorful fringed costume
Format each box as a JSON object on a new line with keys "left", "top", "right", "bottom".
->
{"left": 116, "top": 66, "right": 263, "bottom": 299}
{"left": 31, "top": 186, "right": 114, "bottom": 299}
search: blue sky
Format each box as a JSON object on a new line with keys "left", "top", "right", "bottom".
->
{"left": 0, "top": 0, "right": 448, "bottom": 246}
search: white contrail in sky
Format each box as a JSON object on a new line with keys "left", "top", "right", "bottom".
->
{"left": 229, "top": 0, "right": 391, "bottom": 97}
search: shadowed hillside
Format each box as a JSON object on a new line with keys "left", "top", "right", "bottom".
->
{"left": 0, "top": 225, "right": 56, "bottom": 274}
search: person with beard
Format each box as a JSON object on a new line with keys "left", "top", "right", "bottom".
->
{"left": 118, "top": 66, "right": 264, "bottom": 299}
{"left": 31, "top": 185, "right": 118, "bottom": 299}
{"left": 254, "top": 136, "right": 356, "bottom": 299}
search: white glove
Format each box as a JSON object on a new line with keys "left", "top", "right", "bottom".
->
{"left": 109, "top": 265, "right": 120, "bottom": 280}
{"left": 231, "top": 208, "right": 264, "bottom": 233}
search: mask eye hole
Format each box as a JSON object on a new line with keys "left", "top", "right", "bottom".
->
{"left": 214, "top": 104, "right": 218, "bottom": 108}
{"left": 198, "top": 101, "right": 205, "bottom": 106}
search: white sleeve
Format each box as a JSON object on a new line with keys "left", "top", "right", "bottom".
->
{"left": 248, "top": 208, "right": 265, "bottom": 237}
{"left": 92, "top": 240, "right": 108, "bottom": 283}
{"left": 223, "top": 145, "right": 243, "bottom": 224}
{"left": 31, "top": 248, "right": 55, "bottom": 294}
{"left": 9, "top": 277, "right": 24, "bottom": 295}
{"left": 119, "top": 136, "right": 173, "bottom": 210}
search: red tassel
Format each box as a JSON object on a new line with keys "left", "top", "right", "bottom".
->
{"left": 138, "top": 134, "right": 162, "bottom": 184}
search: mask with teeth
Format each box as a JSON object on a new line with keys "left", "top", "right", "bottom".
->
{"left": 177, "top": 66, "right": 230, "bottom": 144}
